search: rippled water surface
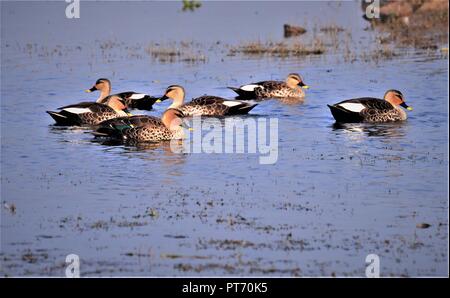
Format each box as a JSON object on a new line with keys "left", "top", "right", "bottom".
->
{"left": 1, "top": 1, "right": 448, "bottom": 276}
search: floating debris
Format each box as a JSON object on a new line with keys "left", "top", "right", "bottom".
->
{"left": 284, "top": 24, "right": 307, "bottom": 38}
{"left": 147, "top": 208, "right": 159, "bottom": 218}
{"left": 3, "top": 202, "right": 16, "bottom": 214}
{"left": 416, "top": 223, "right": 431, "bottom": 229}
{"left": 182, "top": 0, "right": 202, "bottom": 12}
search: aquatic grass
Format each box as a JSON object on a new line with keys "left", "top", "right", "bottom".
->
{"left": 364, "top": 0, "right": 448, "bottom": 49}
{"left": 320, "top": 25, "right": 345, "bottom": 34}
{"left": 229, "top": 40, "right": 325, "bottom": 57}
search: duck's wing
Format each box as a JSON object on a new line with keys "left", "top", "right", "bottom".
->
{"left": 255, "top": 80, "right": 285, "bottom": 89}
{"left": 334, "top": 98, "right": 394, "bottom": 112}
{"left": 188, "top": 95, "right": 225, "bottom": 105}
{"left": 98, "top": 115, "right": 160, "bottom": 128}
{"left": 328, "top": 98, "right": 395, "bottom": 123}
{"left": 187, "top": 96, "right": 257, "bottom": 115}
{"left": 48, "top": 102, "right": 110, "bottom": 126}
{"left": 58, "top": 102, "right": 113, "bottom": 114}
{"left": 94, "top": 115, "right": 162, "bottom": 139}
{"left": 115, "top": 92, "right": 158, "bottom": 111}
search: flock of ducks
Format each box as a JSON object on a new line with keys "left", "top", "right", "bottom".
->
{"left": 46, "top": 73, "right": 413, "bottom": 143}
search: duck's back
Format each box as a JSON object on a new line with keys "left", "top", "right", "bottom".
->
{"left": 124, "top": 122, "right": 172, "bottom": 143}
{"left": 180, "top": 96, "right": 230, "bottom": 116}
{"left": 256, "top": 81, "right": 303, "bottom": 98}
{"left": 58, "top": 102, "right": 121, "bottom": 125}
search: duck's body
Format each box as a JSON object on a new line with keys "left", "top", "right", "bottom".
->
{"left": 47, "top": 97, "right": 129, "bottom": 126}
{"left": 160, "top": 86, "right": 258, "bottom": 116}
{"left": 177, "top": 95, "right": 257, "bottom": 116}
{"left": 93, "top": 109, "right": 185, "bottom": 143}
{"left": 87, "top": 78, "right": 158, "bottom": 111}
{"left": 228, "top": 73, "right": 308, "bottom": 100}
{"left": 328, "top": 90, "right": 412, "bottom": 123}
{"left": 99, "top": 92, "right": 158, "bottom": 111}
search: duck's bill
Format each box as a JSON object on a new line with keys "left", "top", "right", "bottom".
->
{"left": 298, "top": 82, "right": 309, "bottom": 89}
{"left": 400, "top": 102, "right": 413, "bottom": 111}
{"left": 85, "top": 86, "right": 97, "bottom": 93}
{"left": 179, "top": 123, "right": 194, "bottom": 131}
{"left": 156, "top": 95, "right": 168, "bottom": 103}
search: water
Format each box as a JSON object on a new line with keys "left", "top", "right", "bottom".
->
{"left": 1, "top": 1, "right": 448, "bottom": 276}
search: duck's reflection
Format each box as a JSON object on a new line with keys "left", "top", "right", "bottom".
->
{"left": 332, "top": 122, "right": 407, "bottom": 138}
{"left": 95, "top": 139, "right": 188, "bottom": 185}
{"left": 277, "top": 97, "right": 306, "bottom": 105}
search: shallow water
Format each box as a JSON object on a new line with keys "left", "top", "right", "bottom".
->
{"left": 1, "top": 1, "right": 448, "bottom": 276}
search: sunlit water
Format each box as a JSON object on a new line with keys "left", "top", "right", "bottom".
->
{"left": 1, "top": 1, "right": 448, "bottom": 276}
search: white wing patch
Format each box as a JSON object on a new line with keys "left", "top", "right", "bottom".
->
{"left": 129, "top": 93, "right": 147, "bottom": 99}
{"left": 222, "top": 100, "right": 243, "bottom": 107}
{"left": 338, "top": 103, "right": 366, "bottom": 113}
{"left": 240, "top": 84, "right": 262, "bottom": 91}
{"left": 63, "top": 107, "right": 91, "bottom": 114}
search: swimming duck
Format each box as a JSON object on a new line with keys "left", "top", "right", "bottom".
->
{"left": 86, "top": 78, "right": 159, "bottom": 111}
{"left": 328, "top": 90, "right": 413, "bottom": 123}
{"left": 93, "top": 109, "right": 185, "bottom": 143}
{"left": 158, "top": 85, "right": 258, "bottom": 116}
{"left": 228, "top": 73, "right": 309, "bottom": 100}
{"left": 46, "top": 96, "right": 131, "bottom": 126}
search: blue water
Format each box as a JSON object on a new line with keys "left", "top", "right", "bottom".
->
{"left": 1, "top": 1, "right": 448, "bottom": 276}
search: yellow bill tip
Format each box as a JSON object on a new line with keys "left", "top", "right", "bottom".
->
{"left": 407, "top": 106, "right": 413, "bottom": 111}
{"left": 85, "top": 89, "right": 92, "bottom": 93}
{"left": 156, "top": 99, "right": 162, "bottom": 103}
{"left": 188, "top": 128, "right": 194, "bottom": 131}
{"left": 302, "top": 85, "right": 310, "bottom": 89}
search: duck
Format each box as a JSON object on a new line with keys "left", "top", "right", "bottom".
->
{"left": 158, "top": 85, "right": 258, "bottom": 116}
{"left": 86, "top": 78, "right": 159, "bottom": 111}
{"left": 228, "top": 73, "right": 309, "bottom": 100}
{"left": 327, "top": 89, "right": 413, "bottom": 123}
{"left": 92, "top": 109, "right": 186, "bottom": 143}
{"left": 46, "top": 96, "right": 131, "bottom": 126}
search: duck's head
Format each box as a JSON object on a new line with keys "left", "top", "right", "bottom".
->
{"left": 106, "top": 96, "right": 131, "bottom": 115}
{"left": 286, "top": 73, "right": 309, "bottom": 89}
{"left": 384, "top": 89, "right": 413, "bottom": 111}
{"left": 157, "top": 85, "right": 185, "bottom": 103}
{"left": 86, "top": 78, "right": 111, "bottom": 93}
{"left": 161, "top": 108, "right": 188, "bottom": 135}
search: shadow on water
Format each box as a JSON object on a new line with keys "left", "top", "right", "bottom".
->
{"left": 331, "top": 121, "right": 407, "bottom": 138}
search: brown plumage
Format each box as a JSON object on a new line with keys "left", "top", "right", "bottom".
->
{"left": 328, "top": 90, "right": 413, "bottom": 123}
{"left": 228, "top": 73, "right": 309, "bottom": 100}
{"left": 46, "top": 97, "right": 130, "bottom": 126}
{"left": 159, "top": 85, "right": 258, "bottom": 116}
{"left": 93, "top": 109, "right": 186, "bottom": 143}
{"left": 86, "top": 78, "right": 159, "bottom": 111}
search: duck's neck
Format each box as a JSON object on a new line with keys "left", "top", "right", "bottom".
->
{"left": 394, "top": 105, "right": 407, "bottom": 120}
{"left": 168, "top": 96, "right": 184, "bottom": 109}
{"left": 96, "top": 86, "right": 112, "bottom": 103}
{"left": 116, "top": 110, "right": 129, "bottom": 117}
